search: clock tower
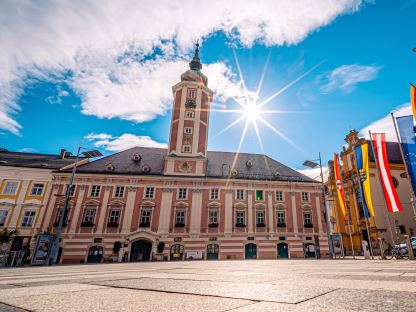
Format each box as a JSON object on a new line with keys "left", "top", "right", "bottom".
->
{"left": 164, "top": 43, "right": 213, "bottom": 176}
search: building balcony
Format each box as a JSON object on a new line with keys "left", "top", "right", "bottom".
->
{"left": 139, "top": 222, "right": 151, "bottom": 228}
{"left": 256, "top": 223, "right": 266, "bottom": 228}
{"left": 81, "top": 221, "right": 94, "bottom": 227}
{"left": 174, "top": 222, "right": 186, "bottom": 228}
{"left": 304, "top": 223, "right": 314, "bottom": 229}
{"left": 106, "top": 222, "right": 119, "bottom": 228}
{"left": 208, "top": 222, "right": 218, "bottom": 228}
{"left": 235, "top": 223, "right": 246, "bottom": 228}
{"left": 277, "top": 222, "right": 286, "bottom": 228}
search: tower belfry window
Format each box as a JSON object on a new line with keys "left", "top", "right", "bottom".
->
{"left": 187, "top": 88, "right": 197, "bottom": 99}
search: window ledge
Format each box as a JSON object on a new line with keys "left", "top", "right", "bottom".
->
{"left": 81, "top": 221, "right": 94, "bottom": 227}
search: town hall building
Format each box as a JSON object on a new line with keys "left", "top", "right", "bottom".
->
{"left": 41, "top": 45, "right": 329, "bottom": 263}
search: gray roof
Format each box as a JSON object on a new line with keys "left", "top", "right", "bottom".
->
{"left": 74, "top": 146, "right": 315, "bottom": 182}
{"left": 366, "top": 141, "right": 403, "bottom": 164}
{"left": 0, "top": 150, "right": 81, "bottom": 170}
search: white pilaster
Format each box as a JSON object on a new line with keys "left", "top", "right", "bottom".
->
{"left": 267, "top": 191, "right": 274, "bottom": 233}
{"left": 69, "top": 185, "right": 86, "bottom": 233}
{"left": 224, "top": 190, "right": 233, "bottom": 234}
{"left": 96, "top": 185, "right": 111, "bottom": 233}
{"left": 190, "top": 188, "right": 203, "bottom": 234}
{"left": 247, "top": 191, "right": 253, "bottom": 233}
{"left": 158, "top": 188, "right": 174, "bottom": 234}
{"left": 291, "top": 192, "right": 298, "bottom": 233}
{"left": 315, "top": 194, "right": 323, "bottom": 233}
{"left": 121, "top": 186, "right": 137, "bottom": 234}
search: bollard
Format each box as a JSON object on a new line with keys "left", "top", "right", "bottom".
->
{"left": 378, "top": 238, "right": 385, "bottom": 260}
{"left": 404, "top": 235, "right": 415, "bottom": 260}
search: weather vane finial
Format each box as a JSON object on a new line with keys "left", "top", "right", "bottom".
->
{"left": 189, "top": 39, "right": 202, "bottom": 72}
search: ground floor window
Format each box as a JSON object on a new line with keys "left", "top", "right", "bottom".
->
{"left": 170, "top": 244, "right": 184, "bottom": 260}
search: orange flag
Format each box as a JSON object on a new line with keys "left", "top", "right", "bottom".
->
{"left": 411, "top": 84, "right": 416, "bottom": 121}
{"left": 334, "top": 153, "right": 348, "bottom": 221}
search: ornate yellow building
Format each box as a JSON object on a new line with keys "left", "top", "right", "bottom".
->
{"left": 326, "top": 130, "right": 416, "bottom": 255}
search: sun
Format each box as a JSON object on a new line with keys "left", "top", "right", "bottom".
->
{"left": 243, "top": 103, "right": 261, "bottom": 122}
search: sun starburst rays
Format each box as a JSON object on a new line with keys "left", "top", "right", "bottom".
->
{"left": 214, "top": 52, "right": 319, "bottom": 169}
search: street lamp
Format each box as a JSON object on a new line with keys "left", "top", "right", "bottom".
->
{"left": 50, "top": 147, "right": 102, "bottom": 264}
{"left": 303, "top": 152, "right": 334, "bottom": 259}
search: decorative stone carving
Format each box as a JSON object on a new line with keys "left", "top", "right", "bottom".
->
{"left": 128, "top": 186, "right": 137, "bottom": 192}
{"left": 179, "top": 162, "right": 192, "bottom": 173}
{"left": 105, "top": 185, "right": 112, "bottom": 191}
{"left": 162, "top": 187, "right": 174, "bottom": 193}
{"left": 80, "top": 184, "right": 87, "bottom": 190}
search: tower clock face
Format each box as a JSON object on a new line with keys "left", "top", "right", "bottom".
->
{"left": 185, "top": 99, "right": 196, "bottom": 109}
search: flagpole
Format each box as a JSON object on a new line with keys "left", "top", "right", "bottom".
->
{"left": 353, "top": 147, "right": 374, "bottom": 259}
{"left": 390, "top": 112, "right": 416, "bottom": 217}
{"left": 368, "top": 130, "right": 396, "bottom": 246}
{"left": 335, "top": 200, "right": 346, "bottom": 258}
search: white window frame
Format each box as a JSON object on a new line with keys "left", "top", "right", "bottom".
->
{"left": 108, "top": 209, "right": 121, "bottom": 224}
{"left": 82, "top": 207, "right": 96, "bottom": 223}
{"left": 236, "top": 189, "right": 245, "bottom": 201}
{"left": 30, "top": 183, "right": 45, "bottom": 196}
{"left": 277, "top": 210, "right": 285, "bottom": 224}
{"left": 140, "top": 208, "right": 152, "bottom": 225}
{"left": 185, "top": 111, "right": 195, "bottom": 118}
{"left": 183, "top": 145, "right": 191, "bottom": 153}
{"left": 2, "top": 181, "right": 19, "bottom": 195}
{"left": 236, "top": 210, "right": 245, "bottom": 225}
{"left": 114, "top": 186, "right": 125, "bottom": 198}
{"left": 256, "top": 210, "right": 265, "bottom": 225}
{"left": 66, "top": 184, "right": 76, "bottom": 197}
{"left": 184, "top": 127, "right": 193, "bottom": 134}
{"left": 304, "top": 211, "right": 312, "bottom": 225}
{"left": 210, "top": 188, "right": 219, "bottom": 200}
{"left": 21, "top": 210, "right": 36, "bottom": 227}
{"left": 144, "top": 187, "right": 155, "bottom": 199}
{"left": 175, "top": 210, "right": 185, "bottom": 224}
{"left": 0, "top": 209, "right": 9, "bottom": 226}
{"left": 208, "top": 210, "right": 218, "bottom": 224}
{"left": 178, "top": 188, "right": 187, "bottom": 200}
{"left": 275, "top": 191, "right": 284, "bottom": 201}
{"left": 187, "top": 88, "right": 197, "bottom": 99}
{"left": 301, "top": 192, "right": 309, "bottom": 202}
{"left": 89, "top": 185, "right": 101, "bottom": 197}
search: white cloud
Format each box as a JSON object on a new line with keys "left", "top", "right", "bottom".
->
{"left": 17, "top": 147, "right": 37, "bottom": 153}
{"left": 0, "top": 0, "right": 365, "bottom": 135}
{"left": 85, "top": 132, "right": 167, "bottom": 152}
{"left": 359, "top": 103, "right": 412, "bottom": 141}
{"left": 297, "top": 166, "right": 328, "bottom": 182}
{"left": 322, "top": 64, "right": 381, "bottom": 93}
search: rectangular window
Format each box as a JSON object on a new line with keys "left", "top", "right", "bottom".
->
{"left": 175, "top": 210, "right": 185, "bottom": 225}
{"left": 209, "top": 210, "right": 218, "bottom": 224}
{"left": 55, "top": 208, "right": 70, "bottom": 225}
{"left": 236, "top": 189, "right": 244, "bottom": 200}
{"left": 187, "top": 88, "right": 197, "bottom": 99}
{"left": 304, "top": 211, "right": 312, "bottom": 226}
{"left": 90, "top": 185, "right": 101, "bottom": 197}
{"left": 30, "top": 183, "right": 44, "bottom": 196}
{"left": 184, "top": 127, "right": 193, "bottom": 134}
{"left": 108, "top": 209, "right": 120, "bottom": 224}
{"left": 185, "top": 111, "right": 194, "bottom": 118}
{"left": 301, "top": 192, "right": 309, "bottom": 202}
{"left": 82, "top": 208, "right": 96, "bottom": 223}
{"left": 183, "top": 145, "right": 191, "bottom": 153}
{"left": 140, "top": 209, "right": 152, "bottom": 226}
{"left": 256, "top": 211, "right": 265, "bottom": 225}
{"left": 255, "top": 190, "right": 264, "bottom": 201}
{"left": 145, "top": 187, "right": 155, "bottom": 198}
{"left": 210, "top": 188, "right": 219, "bottom": 200}
{"left": 275, "top": 191, "right": 283, "bottom": 201}
{"left": 3, "top": 181, "right": 18, "bottom": 195}
{"left": 236, "top": 211, "right": 245, "bottom": 225}
{"left": 66, "top": 184, "right": 76, "bottom": 197}
{"left": 21, "top": 211, "right": 36, "bottom": 227}
{"left": 114, "top": 186, "right": 124, "bottom": 198}
{"left": 277, "top": 211, "right": 286, "bottom": 226}
{"left": 0, "top": 210, "right": 9, "bottom": 226}
{"left": 178, "top": 188, "right": 187, "bottom": 199}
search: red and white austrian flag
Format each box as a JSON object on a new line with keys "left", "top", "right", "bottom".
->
{"left": 372, "top": 133, "right": 403, "bottom": 213}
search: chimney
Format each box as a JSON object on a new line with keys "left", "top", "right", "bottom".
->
{"left": 59, "top": 149, "right": 66, "bottom": 159}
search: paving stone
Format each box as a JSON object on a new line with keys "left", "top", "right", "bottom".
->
{"left": 92, "top": 277, "right": 336, "bottom": 304}
{"left": 0, "top": 303, "right": 26, "bottom": 312}
{"left": 4, "top": 288, "right": 252, "bottom": 312}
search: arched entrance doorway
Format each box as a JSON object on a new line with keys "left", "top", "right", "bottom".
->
{"left": 277, "top": 243, "right": 289, "bottom": 259}
{"left": 170, "top": 244, "right": 184, "bottom": 260}
{"left": 87, "top": 245, "right": 103, "bottom": 263}
{"left": 207, "top": 244, "right": 219, "bottom": 260}
{"left": 130, "top": 240, "right": 152, "bottom": 262}
{"left": 304, "top": 243, "right": 316, "bottom": 258}
{"left": 245, "top": 243, "right": 257, "bottom": 259}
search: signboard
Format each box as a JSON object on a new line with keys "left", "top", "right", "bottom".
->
{"left": 185, "top": 251, "right": 203, "bottom": 260}
{"left": 31, "top": 234, "right": 53, "bottom": 265}
{"left": 247, "top": 237, "right": 255, "bottom": 241}
{"left": 331, "top": 234, "right": 343, "bottom": 255}
{"left": 209, "top": 237, "right": 217, "bottom": 241}
{"left": 174, "top": 237, "right": 182, "bottom": 242}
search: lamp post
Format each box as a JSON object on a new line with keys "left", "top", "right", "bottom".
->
{"left": 49, "top": 147, "right": 102, "bottom": 264}
{"left": 303, "top": 152, "right": 334, "bottom": 259}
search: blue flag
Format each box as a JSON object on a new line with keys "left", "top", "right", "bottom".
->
{"left": 396, "top": 115, "right": 416, "bottom": 194}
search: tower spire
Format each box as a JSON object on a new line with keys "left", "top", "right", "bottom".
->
{"left": 189, "top": 41, "right": 202, "bottom": 72}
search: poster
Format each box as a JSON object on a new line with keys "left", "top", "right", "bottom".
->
{"left": 185, "top": 251, "right": 203, "bottom": 260}
{"left": 31, "top": 234, "right": 52, "bottom": 265}
{"left": 331, "top": 234, "right": 343, "bottom": 255}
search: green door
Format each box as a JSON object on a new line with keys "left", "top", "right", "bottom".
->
{"left": 245, "top": 243, "right": 257, "bottom": 259}
{"left": 87, "top": 245, "right": 103, "bottom": 263}
{"left": 304, "top": 243, "right": 316, "bottom": 258}
{"left": 277, "top": 243, "right": 288, "bottom": 259}
{"left": 207, "top": 244, "right": 219, "bottom": 260}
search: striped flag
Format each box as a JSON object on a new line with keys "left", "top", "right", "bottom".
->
{"left": 411, "top": 84, "right": 416, "bottom": 121}
{"left": 372, "top": 133, "right": 403, "bottom": 213}
{"left": 355, "top": 143, "right": 375, "bottom": 217}
{"left": 334, "top": 153, "right": 348, "bottom": 220}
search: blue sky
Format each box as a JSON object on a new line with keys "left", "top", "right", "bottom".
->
{"left": 0, "top": 0, "right": 415, "bottom": 177}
